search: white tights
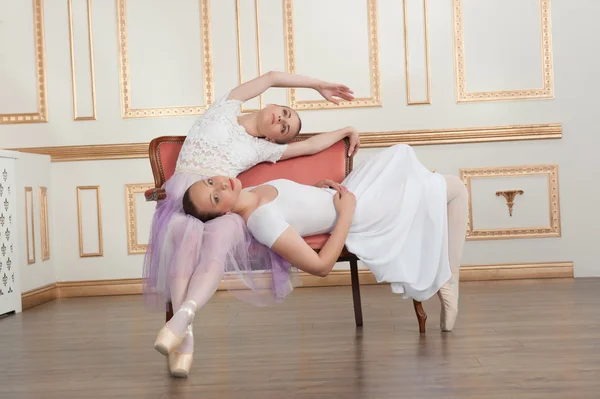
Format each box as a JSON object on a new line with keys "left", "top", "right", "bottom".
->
{"left": 444, "top": 175, "right": 469, "bottom": 277}
{"left": 166, "top": 264, "right": 224, "bottom": 353}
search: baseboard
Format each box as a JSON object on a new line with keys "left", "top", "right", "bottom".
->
{"left": 57, "top": 278, "right": 143, "bottom": 298}
{"left": 20, "top": 279, "right": 142, "bottom": 310}
{"left": 298, "top": 269, "right": 379, "bottom": 287}
{"left": 21, "top": 283, "right": 58, "bottom": 310}
{"left": 460, "top": 261, "right": 574, "bottom": 280}
{"left": 21, "top": 261, "right": 574, "bottom": 306}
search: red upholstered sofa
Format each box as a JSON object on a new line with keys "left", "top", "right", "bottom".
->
{"left": 144, "top": 135, "right": 427, "bottom": 332}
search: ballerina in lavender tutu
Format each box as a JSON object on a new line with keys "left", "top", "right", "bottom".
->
{"left": 143, "top": 70, "right": 359, "bottom": 377}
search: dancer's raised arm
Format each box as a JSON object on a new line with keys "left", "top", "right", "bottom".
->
{"left": 281, "top": 126, "right": 360, "bottom": 160}
{"left": 228, "top": 70, "right": 354, "bottom": 105}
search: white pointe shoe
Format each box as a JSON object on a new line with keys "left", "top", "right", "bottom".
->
{"left": 168, "top": 326, "right": 194, "bottom": 378}
{"left": 437, "top": 273, "right": 459, "bottom": 332}
{"left": 154, "top": 300, "right": 197, "bottom": 356}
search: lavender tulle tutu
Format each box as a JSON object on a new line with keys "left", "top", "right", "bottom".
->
{"left": 142, "top": 171, "right": 301, "bottom": 311}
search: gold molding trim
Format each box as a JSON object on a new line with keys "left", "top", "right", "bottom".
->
{"left": 452, "top": 0, "right": 554, "bottom": 102}
{"left": 24, "top": 187, "right": 36, "bottom": 264}
{"left": 21, "top": 261, "right": 574, "bottom": 306}
{"left": 13, "top": 142, "right": 150, "bottom": 162}
{"left": 76, "top": 186, "right": 103, "bottom": 257}
{"left": 67, "top": 0, "right": 97, "bottom": 121}
{"left": 460, "top": 164, "right": 561, "bottom": 240}
{"left": 358, "top": 123, "right": 561, "bottom": 147}
{"left": 0, "top": 0, "right": 48, "bottom": 124}
{"left": 115, "top": 0, "right": 214, "bottom": 118}
{"left": 125, "top": 183, "right": 152, "bottom": 254}
{"left": 11, "top": 123, "right": 562, "bottom": 162}
{"left": 39, "top": 186, "right": 50, "bottom": 261}
{"left": 235, "top": 0, "right": 263, "bottom": 113}
{"left": 283, "top": 0, "right": 381, "bottom": 109}
{"left": 403, "top": 0, "right": 431, "bottom": 105}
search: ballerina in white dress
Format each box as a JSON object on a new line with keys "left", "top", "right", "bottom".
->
{"left": 144, "top": 70, "right": 359, "bottom": 377}
{"left": 154, "top": 144, "right": 468, "bottom": 371}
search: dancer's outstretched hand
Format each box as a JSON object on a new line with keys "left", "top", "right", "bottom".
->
{"left": 314, "top": 179, "right": 347, "bottom": 192}
{"left": 316, "top": 82, "right": 355, "bottom": 104}
{"left": 345, "top": 127, "right": 360, "bottom": 157}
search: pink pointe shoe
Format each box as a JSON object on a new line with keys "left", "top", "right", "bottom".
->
{"left": 154, "top": 300, "right": 198, "bottom": 356}
{"left": 168, "top": 325, "right": 194, "bottom": 378}
{"left": 437, "top": 273, "right": 459, "bottom": 332}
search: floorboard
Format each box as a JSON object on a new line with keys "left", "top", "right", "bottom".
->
{"left": 1, "top": 279, "right": 599, "bottom": 398}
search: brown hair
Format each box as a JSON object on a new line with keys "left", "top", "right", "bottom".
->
{"left": 182, "top": 184, "right": 221, "bottom": 223}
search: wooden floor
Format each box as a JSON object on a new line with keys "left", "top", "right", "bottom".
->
{"left": 1, "top": 279, "right": 600, "bottom": 398}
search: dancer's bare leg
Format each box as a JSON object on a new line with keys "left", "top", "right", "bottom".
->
{"left": 437, "top": 175, "right": 468, "bottom": 331}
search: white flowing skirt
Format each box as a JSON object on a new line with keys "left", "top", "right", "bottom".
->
{"left": 342, "top": 144, "right": 450, "bottom": 301}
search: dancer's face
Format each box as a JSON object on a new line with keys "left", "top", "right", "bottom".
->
{"left": 257, "top": 104, "right": 301, "bottom": 144}
{"left": 187, "top": 176, "right": 242, "bottom": 217}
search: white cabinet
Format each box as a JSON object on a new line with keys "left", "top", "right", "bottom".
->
{"left": 0, "top": 151, "right": 21, "bottom": 316}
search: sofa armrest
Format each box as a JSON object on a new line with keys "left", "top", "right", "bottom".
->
{"left": 145, "top": 188, "right": 166, "bottom": 202}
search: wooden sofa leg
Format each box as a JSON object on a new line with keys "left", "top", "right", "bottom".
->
{"left": 349, "top": 259, "right": 363, "bottom": 327}
{"left": 413, "top": 300, "right": 427, "bottom": 333}
{"left": 166, "top": 301, "right": 174, "bottom": 323}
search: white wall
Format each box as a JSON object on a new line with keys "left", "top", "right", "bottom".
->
{"left": 51, "top": 158, "right": 154, "bottom": 282}
{"left": 15, "top": 152, "right": 56, "bottom": 292}
{"left": 1, "top": 0, "right": 599, "bottom": 289}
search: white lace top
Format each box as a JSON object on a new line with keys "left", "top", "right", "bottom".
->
{"left": 175, "top": 91, "right": 288, "bottom": 177}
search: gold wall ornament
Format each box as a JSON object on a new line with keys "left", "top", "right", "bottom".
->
{"left": 460, "top": 164, "right": 560, "bottom": 240}
{"left": 76, "top": 186, "right": 103, "bottom": 257}
{"left": 67, "top": 0, "right": 97, "bottom": 121}
{"left": 11, "top": 123, "right": 562, "bottom": 162}
{"left": 283, "top": 0, "right": 381, "bottom": 109}
{"left": 24, "top": 187, "right": 36, "bottom": 264}
{"left": 496, "top": 189, "right": 524, "bottom": 217}
{"left": 235, "top": 0, "right": 263, "bottom": 113}
{"left": 125, "top": 183, "right": 153, "bottom": 254}
{"left": 452, "top": 0, "right": 554, "bottom": 102}
{"left": 402, "top": 0, "right": 431, "bottom": 105}
{"left": 0, "top": 0, "right": 48, "bottom": 124}
{"left": 115, "top": 0, "right": 214, "bottom": 118}
{"left": 39, "top": 187, "right": 50, "bottom": 261}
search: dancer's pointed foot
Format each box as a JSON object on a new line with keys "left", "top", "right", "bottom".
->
{"left": 154, "top": 300, "right": 198, "bottom": 355}
{"left": 437, "top": 274, "right": 458, "bottom": 332}
{"left": 168, "top": 325, "right": 194, "bottom": 378}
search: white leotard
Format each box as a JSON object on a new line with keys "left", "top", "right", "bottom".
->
{"left": 246, "top": 179, "right": 338, "bottom": 247}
